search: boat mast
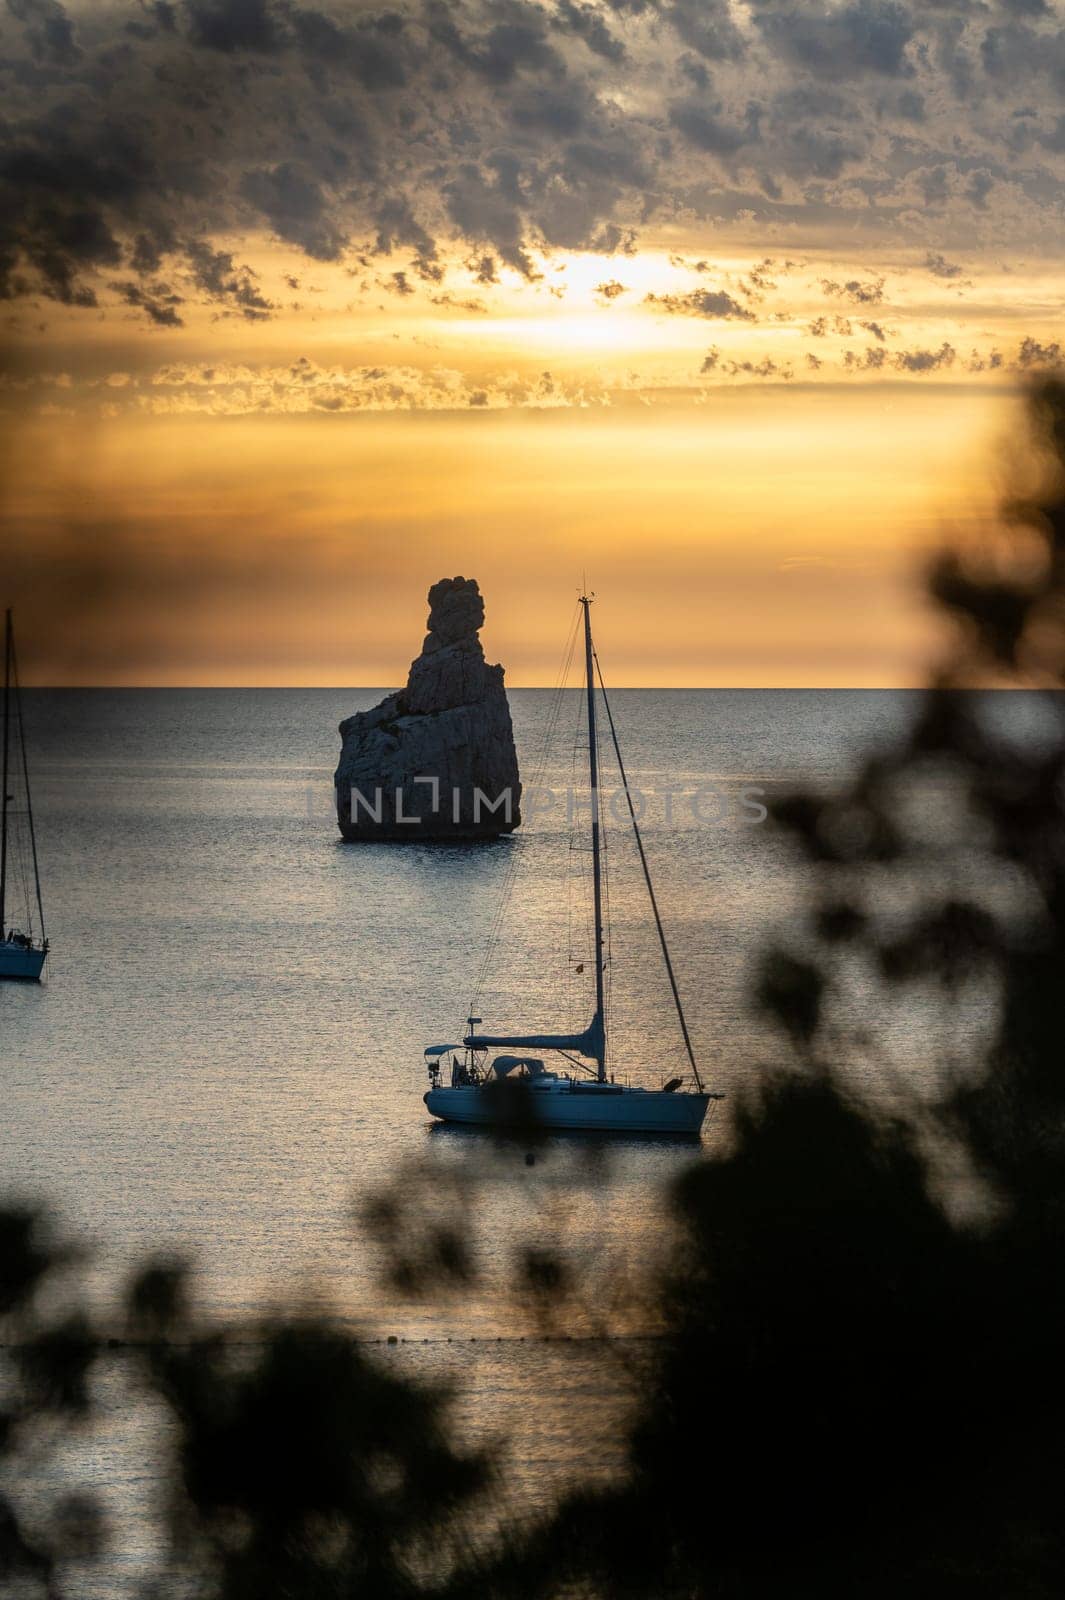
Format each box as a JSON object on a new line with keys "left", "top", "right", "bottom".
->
{"left": 580, "top": 595, "right": 607, "bottom": 1082}
{"left": 0, "top": 609, "right": 9, "bottom": 939}
{"left": 11, "top": 622, "right": 44, "bottom": 942}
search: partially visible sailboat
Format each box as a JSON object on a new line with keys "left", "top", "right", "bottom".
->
{"left": 0, "top": 610, "right": 48, "bottom": 982}
{"left": 423, "top": 594, "right": 722, "bottom": 1136}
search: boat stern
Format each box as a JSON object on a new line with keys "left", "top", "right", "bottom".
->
{"left": 0, "top": 941, "right": 47, "bottom": 981}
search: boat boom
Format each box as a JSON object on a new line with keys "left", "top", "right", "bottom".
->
{"left": 464, "top": 1012, "right": 605, "bottom": 1061}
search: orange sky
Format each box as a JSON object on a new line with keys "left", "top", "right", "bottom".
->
{"left": 2, "top": 0, "right": 1062, "bottom": 685}
{"left": 2, "top": 246, "right": 1035, "bottom": 685}
{"left": 3, "top": 357, "right": 1017, "bottom": 686}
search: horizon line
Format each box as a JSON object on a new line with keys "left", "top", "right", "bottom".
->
{"left": 14, "top": 682, "right": 1022, "bottom": 693}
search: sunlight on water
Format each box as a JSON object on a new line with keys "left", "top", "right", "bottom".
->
{"left": 0, "top": 686, "right": 1016, "bottom": 1584}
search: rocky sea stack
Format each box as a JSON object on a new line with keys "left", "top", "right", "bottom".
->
{"left": 334, "top": 577, "right": 522, "bottom": 841}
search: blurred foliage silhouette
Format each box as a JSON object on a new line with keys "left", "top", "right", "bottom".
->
{"left": 469, "top": 374, "right": 1065, "bottom": 1599}
{"left": 4, "top": 378, "right": 1065, "bottom": 1597}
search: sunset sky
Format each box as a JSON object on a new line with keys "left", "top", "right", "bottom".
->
{"left": 2, "top": 0, "right": 1063, "bottom": 685}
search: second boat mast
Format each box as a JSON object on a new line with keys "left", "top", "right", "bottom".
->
{"left": 580, "top": 595, "right": 607, "bottom": 1083}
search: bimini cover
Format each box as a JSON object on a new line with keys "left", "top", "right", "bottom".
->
{"left": 492, "top": 1055, "right": 547, "bottom": 1077}
{"left": 424, "top": 1044, "right": 459, "bottom": 1057}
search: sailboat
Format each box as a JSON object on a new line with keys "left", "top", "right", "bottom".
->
{"left": 423, "top": 595, "right": 722, "bottom": 1136}
{"left": 0, "top": 610, "right": 48, "bottom": 982}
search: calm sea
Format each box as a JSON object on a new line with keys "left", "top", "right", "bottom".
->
{"left": 1, "top": 687, "right": 1028, "bottom": 1588}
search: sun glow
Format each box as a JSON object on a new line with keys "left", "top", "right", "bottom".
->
{"left": 3, "top": 241, "right": 1058, "bottom": 687}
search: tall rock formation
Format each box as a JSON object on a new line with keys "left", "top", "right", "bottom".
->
{"left": 335, "top": 577, "right": 522, "bottom": 840}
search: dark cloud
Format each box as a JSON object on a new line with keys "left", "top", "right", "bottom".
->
{"left": 743, "top": 257, "right": 779, "bottom": 293}
{"left": 1017, "top": 336, "right": 1063, "bottom": 368}
{"left": 129, "top": 228, "right": 175, "bottom": 276}
{"left": 239, "top": 164, "right": 346, "bottom": 260}
{"left": 966, "top": 168, "right": 995, "bottom": 208}
{"left": 702, "top": 344, "right": 792, "bottom": 378}
{"left": 893, "top": 87, "right": 925, "bottom": 120}
{"left": 111, "top": 277, "right": 184, "bottom": 326}
{"left": 891, "top": 341, "right": 956, "bottom": 371}
{"left": 145, "top": 2, "right": 178, "bottom": 33}
{"left": 184, "top": 239, "right": 273, "bottom": 318}
{"left": 468, "top": 253, "right": 499, "bottom": 284}
{"left": 289, "top": 7, "right": 408, "bottom": 89}
{"left": 374, "top": 198, "right": 437, "bottom": 263}
{"left": 182, "top": 0, "right": 280, "bottom": 53}
{"left": 594, "top": 278, "right": 627, "bottom": 299}
{"left": 980, "top": 18, "right": 1065, "bottom": 88}
{"left": 7, "top": 0, "right": 79, "bottom": 63}
{"left": 752, "top": 0, "right": 916, "bottom": 79}
{"left": 668, "top": 0, "right": 746, "bottom": 62}
{"left": 677, "top": 51, "right": 710, "bottom": 90}
{"left": 429, "top": 291, "right": 486, "bottom": 310}
{"left": 0, "top": 0, "right": 1060, "bottom": 324}
{"left": 844, "top": 344, "right": 888, "bottom": 370}
{"left": 444, "top": 162, "right": 538, "bottom": 278}
{"left": 917, "top": 164, "right": 951, "bottom": 207}
{"left": 799, "top": 329, "right": 975, "bottom": 377}
{"left": 1039, "top": 114, "right": 1065, "bottom": 153}
{"left": 925, "top": 250, "right": 963, "bottom": 278}
{"left": 821, "top": 276, "right": 886, "bottom": 305}
{"left": 646, "top": 288, "right": 756, "bottom": 320}
{"left": 765, "top": 84, "right": 873, "bottom": 179}
{"left": 426, "top": 0, "right": 562, "bottom": 85}
{"left": 552, "top": 0, "right": 626, "bottom": 63}
{"left": 670, "top": 99, "right": 760, "bottom": 156}
{"left": 511, "top": 85, "right": 587, "bottom": 136}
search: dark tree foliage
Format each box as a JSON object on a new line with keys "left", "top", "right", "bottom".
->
{"left": 1, "top": 1237, "right": 490, "bottom": 1598}
{"left": 456, "top": 377, "right": 1065, "bottom": 1598}
{"left": 4, "top": 380, "right": 1065, "bottom": 1598}
{"left": 0, "top": 1209, "right": 105, "bottom": 1592}
{"left": 138, "top": 1300, "right": 490, "bottom": 1597}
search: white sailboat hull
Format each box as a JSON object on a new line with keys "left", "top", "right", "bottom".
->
{"left": 0, "top": 940, "right": 47, "bottom": 981}
{"left": 421, "top": 597, "right": 719, "bottom": 1136}
{"left": 425, "top": 1083, "right": 709, "bottom": 1136}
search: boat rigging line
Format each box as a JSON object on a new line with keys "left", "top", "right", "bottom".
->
{"left": 12, "top": 633, "right": 45, "bottom": 942}
{"left": 466, "top": 602, "right": 582, "bottom": 1027}
{"left": 593, "top": 652, "right": 705, "bottom": 1095}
